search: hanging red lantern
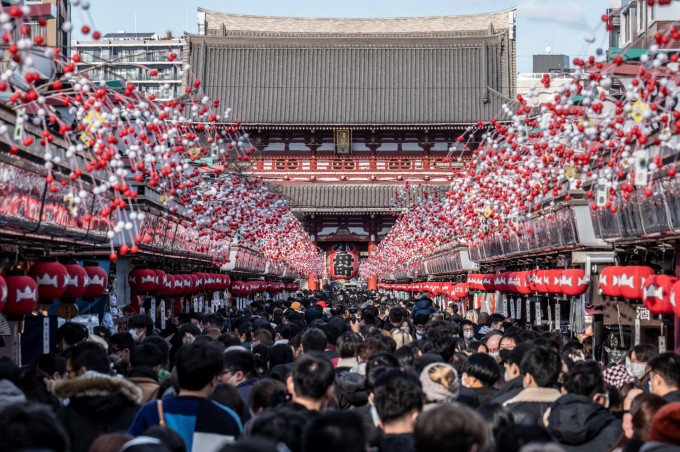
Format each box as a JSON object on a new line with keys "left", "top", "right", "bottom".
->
{"left": 221, "top": 274, "right": 231, "bottom": 290}
{"left": 172, "top": 275, "right": 186, "bottom": 295}
{"left": 481, "top": 274, "right": 495, "bottom": 292}
{"left": 82, "top": 263, "right": 107, "bottom": 299}
{"left": 670, "top": 280, "right": 680, "bottom": 317}
{"left": 152, "top": 269, "right": 166, "bottom": 287}
{"left": 494, "top": 273, "right": 508, "bottom": 292}
{"left": 513, "top": 271, "right": 533, "bottom": 295}
{"left": 192, "top": 272, "right": 206, "bottom": 292}
{"left": 188, "top": 274, "right": 199, "bottom": 294}
{"left": 0, "top": 275, "right": 7, "bottom": 312}
{"left": 4, "top": 273, "right": 38, "bottom": 317}
{"left": 28, "top": 261, "right": 68, "bottom": 302}
{"left": 230, "top": 280, "right": 246, "bottom": 296}
{"left": 600, "top": 266, "right": 623, "bottom": 298}
{"left": 643, "top": 274, "right": 676, "bottom": 315}
{"left": 158, "top": 274, "right": 175, "bottom": 297}
{"left": 62, "top": 264, "right": 89, "bottom": 300}
{"left": 453, "top": 283, "right": 469, "bottom": 298}
{"left": 544, "top": 270, "right": 563, "bottom": 294}
{"left": 560, "top": 269, "right": 588, "bottom": 296}
{"left": 619, "top": 266, "right": 655, "bottom": 300}
{"left": 128, "top": 268, "right": 158, "bottom": 293}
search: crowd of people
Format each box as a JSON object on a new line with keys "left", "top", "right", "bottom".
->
{"left": 1, "top": 288, "right": 680, "bottom": 452}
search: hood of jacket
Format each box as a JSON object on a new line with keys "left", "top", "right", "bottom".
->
{"left": 54, "top": 373, "right": 141, "bottom": 417}
{"left": 335, "top": 370, "right": 368, "bottom": 407}
{"left": 547, "top": 393, "right": 617, "bottom": 445}
{"left": 0, "top": 379, "right": 25, "bottom": 412}
{"left": 413, "top": 299, "right": 435, "bottom": 317}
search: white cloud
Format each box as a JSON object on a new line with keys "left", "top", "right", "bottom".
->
{"left": 519, "top": 0, "right": 590, "bottom": 30}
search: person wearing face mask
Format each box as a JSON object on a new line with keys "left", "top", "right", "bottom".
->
{"left": 109, "top": 332, "right": 135, "bottom": 376}
{"left": 493, "top": 342, "right": 535, "bottom": 405}
{"left": 484, "top": 332, "right": 503, "bottom": 364}
{"left": 127, "top": 314, "right": 154, "bottom": 343}
{"left": 461, "top": 320, "right": 476, "bottom": 344}
{"left": 625, "top": 344, "right": 657, "bottom": 384}
{"left": 547, "top": 361, "right": 623, "bottom": 451}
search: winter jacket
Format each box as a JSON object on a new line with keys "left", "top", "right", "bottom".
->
{"left": 412, "top": 298, "right": 436, "bottom": 319}
{"left": 334, "top": 370, "right": 368, "bottom": 409}
{"left": 54, "top": 373, "right": 142, "bottom": 452}
{"left": 502, "top": 386, "right": 561, "bottom": 425}
{"left": 663, "top": 389, "right": 680, "bottom": 404}
{"left": 236, "top": 377, "right": 259, "bottom": 421}
{"left": 547, "top": 393, "right": 623, "bottom": 452}
{"left": 0, "top": 379, "right": 26, "bottom": 412}
{"left": 492, "top": 376, "right": 524, "bottom": 405}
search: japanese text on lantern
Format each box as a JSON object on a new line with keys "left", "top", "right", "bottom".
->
{"left": 328, "top": 243, "right": 359, "bottom": 279}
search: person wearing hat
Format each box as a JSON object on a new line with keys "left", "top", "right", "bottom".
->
{"left": 645, "top": 401, "right": 680, "bottom": 449}
{"left": 290, "top": 301, "right": 304, "bottom": 313}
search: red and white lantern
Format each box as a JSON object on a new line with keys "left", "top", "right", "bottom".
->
{"left": 82, "top": 263, "right": 107, "bottom": 299}
{"left": 560, "top": 269, "right": 588, "bottom": 297}
{"left": 28, "top": 261, "right": 68, "bottom": 302}
{"left": 4, "top": 274, "right": 38, "bottom": 317}
{"left": 643, "top": 274, "right": 677, "bottom": 315}
{"left": 619, "top": 266, "right": 655, "bottom": 300}
{"left": 128, "top": 268, "right": 158, "bottom": 293}
{"left": 62, "top": 264, "right": 89, "bottom": 300}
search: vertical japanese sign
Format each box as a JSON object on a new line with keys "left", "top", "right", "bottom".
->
{"left": 327, "top": 243, "right": 359, "bottom": 280}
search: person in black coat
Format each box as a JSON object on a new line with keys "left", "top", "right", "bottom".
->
{"left": 547, "top": 361, "right": 622, "bottom": 451}
{"left": 648, "top": 352, "right": 680, "bottom": 403}
{"left": 53, "top": 342, "right": 141, "bottom": 452}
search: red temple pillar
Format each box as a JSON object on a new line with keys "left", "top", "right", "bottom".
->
{"left": 368, "top": 240, "right": 377, "bottom": 291}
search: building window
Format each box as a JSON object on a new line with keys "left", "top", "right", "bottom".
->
{"left": 639, "top": 1, "right": 644, "bottom": 32}
{"left": 623, "top": 12, "right": 629, "bottom": 43}
{"left": 650, "top": 4, "right": 655, "bottom": 21}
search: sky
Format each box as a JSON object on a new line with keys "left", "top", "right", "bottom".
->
{"left": 72, "top": 0, "right": 610, "bottom": 73}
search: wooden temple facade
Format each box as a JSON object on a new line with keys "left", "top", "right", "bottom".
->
{"left": 187, "top": 7, "right": 517, "bottom": 288}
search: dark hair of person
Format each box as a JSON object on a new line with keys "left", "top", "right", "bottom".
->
{"left": 219, "top": 332, "right": 241, "bottom": 348}
{"left": 452, "top": 337, "right": 467, "bottom": 353}
{"left": 238, "top": 323, "right": 253, "bottom": 342}
{"left": 414, "top": 402, "right": 489, "bottom": 452}
{"left": 20, "top": 369, "right": 60, "bottom": 411}
{"left": 249, "top": 378, "right": 289, "bottom": 415}
{"left": 0, "top": 357, "right": 21, "bottom": 385}
{"left": 175, "top": 342, "right": 223, "bottom": 391}
{"left": 109, "top": 332, "right": 135, "bottom": 354}
{"left": 274, "top": 324, "right": 291, "bottom": 341}
{"left": 389, "top": 307, "right": 404, "bottom": 324}
{"left": 495, "top": 424, "right": 553, "bottom": 452}
{"left": 393, "top": 344, "right": 416, "bottom": 372}
{"left": 0, "top": 402, "right": 70, "bottom": 452}
{"left": 248, "top": 407, "right": 307, "bottom": 452}
{"left": 69, "top": 341, "right": 111, "bottom": 374}
{"left": 223, "top": 348, "right": 258, "bottom": 378}
{"left": 56, "top": 322, "right": 88, "bottom": 347}
{"left": 204, "top": 313, "right": 225, "bottom": 330}
{"left": 564, "top": 361, "right": 605, "bottom": 398}
{"left": 630, "top": 344, "right": 658, "bottom": 362}
{"left": 372, "top": 369, "right": 423, "bottom": 423}
{"left": 143, "top": 335, "right": 170, "bottom": 367}
{"left": 520, "top": 347, "right": 562, "bottom": 388}
{"left": 128, "top": 314, "right": 154, "bottom": 335}
{"left": 303, "top": 411, "right": 367, "bottom": 452}
{"left": 375, "top": 334, "right": 397, "bottom": 354}
{"left": 268, "top": 343, "right": 294, "bottom": 369}
{"left": 253, "top": 329, "right": 274, "bottom": 347}
{"left": 210, "top": 383, "right": 245, "bottom": 422}
{"left": 36, "top": 352, "right": 67, "bottom": 378}
{"left": 365, "top": 352, "right": 401, "bottom": 391}
{"left": 337, "top": 332, "right": 363, "bottom": 359}
{"left": 468, "top": 341, "right": 487, "bottom": 354}
{"left": 611, "top": 393, "right": 667, "bottom": 450}
{"left": 252, "top": 343, "right": 270, "bottom": 376}
{"left": 648, "top": 352, "right": 680, "bottom": 389}
{"left": 301, "top": 328, "right": 328, "bottom": 353}
{"left": 465, "top": 353, "right": 501, "bottom": 387}
{"left": 179, "top": 323, "right": 202, "bottom": 339}
{"left": 476, "top": 403, "right": 514, "bottom": 443}
{"left": 291, "top": 352, "right": 334, "bottom": 400}
{"left": 356, "top": 337, "right": 388, "bottom": 362}
{"left": 488, "top": 313, "right": 506, "bottom": 326}
{"left": 144, "top": 425, "right": 186, "bottom": 452}
{"left": 131, "top": 342, "right": 164, "bottom": 369}
{"left": 89, "top": 433, "right": 133, "bottom": 452}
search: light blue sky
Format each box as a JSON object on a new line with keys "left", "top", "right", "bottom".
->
{"left": 73, "top": 0, "right": 609, "bottom": 73}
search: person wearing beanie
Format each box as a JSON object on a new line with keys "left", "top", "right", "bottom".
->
{"left": 646, "top": 402, "right": 680, "bottom": 450}
{"left": 419, "top": 363, "right": 459, "bottom": 408}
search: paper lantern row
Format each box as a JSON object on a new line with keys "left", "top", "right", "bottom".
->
{"left": 467, "top": 269, "right": 588, "bottom": 297}
{"left": 378, "top": 282, "right": 469, "bottom": 300}
{"left": 229, "top": 280, "right": 299, "bottom": 296}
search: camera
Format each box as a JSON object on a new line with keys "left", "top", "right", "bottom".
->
{"left": 349, "top": 307, "right": 358, "bottom": 314}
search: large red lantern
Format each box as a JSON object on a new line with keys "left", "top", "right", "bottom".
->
{"left": 481, "top": 274, "right": 495, "bottom": 292}
{"left": 670, "top": 280, "right": 680, "bottom": 317}
{"left": 172, "top": 275, "right": 186, "bottom": 295}
{"left": 560, "top": 269, "right": 588, "bottom": 296}
{"left": 453, "top": 283, "right": 469, "bottom": 299}
{"left": 192, "top": 272, "right": 206, "bottom": 292}
{"left": 4, "top": 274, "right": 38, "bottom": 317}
{"left": 600, "top": 266, "right": 623, "bottom": 298}
{"left": 619, "top": 266, "right": 655, "bottom": 300}
{"left": 128, "top": 268, "right": 158, "bottom": 293}
{"left": 0, "top": 275, "right": 7, "bottom": 312}
{"left": 533, "top": 270, "right": 549, "bottom": 293}
{"left": 494, "top": 273, "right": 508, "bottom": 292}
{"left": 513, "top": 271, "right": 532, "bottom": 295}
{"left": 158, "top": 274, "right": 175, "bottom": 297}
{"left": 230, "top": 280, "right": 247, "bottom": 296}
{"left": 327, "top": 243, "right": 359, "bottom": 280}
{"left": 221, "top": 274, "right": 231, "bottom": 290}
{"left": 28, "top": 261, "right": 68, "bottom": 302}
{"left": 62, "top": 264, "right": 89, "bottom": 300}
{"left": 544, "top": 270, "right": 563, "bottom": 294}
{"left": 82, "top": 263, "right": 107, "bottom": 299}
{"left": 643, "top": 274, "right": 676, "bottom": 315}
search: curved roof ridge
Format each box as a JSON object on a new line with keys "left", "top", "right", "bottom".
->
{"left": 197, "top": 7, "right": 517, "bottom": 34}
